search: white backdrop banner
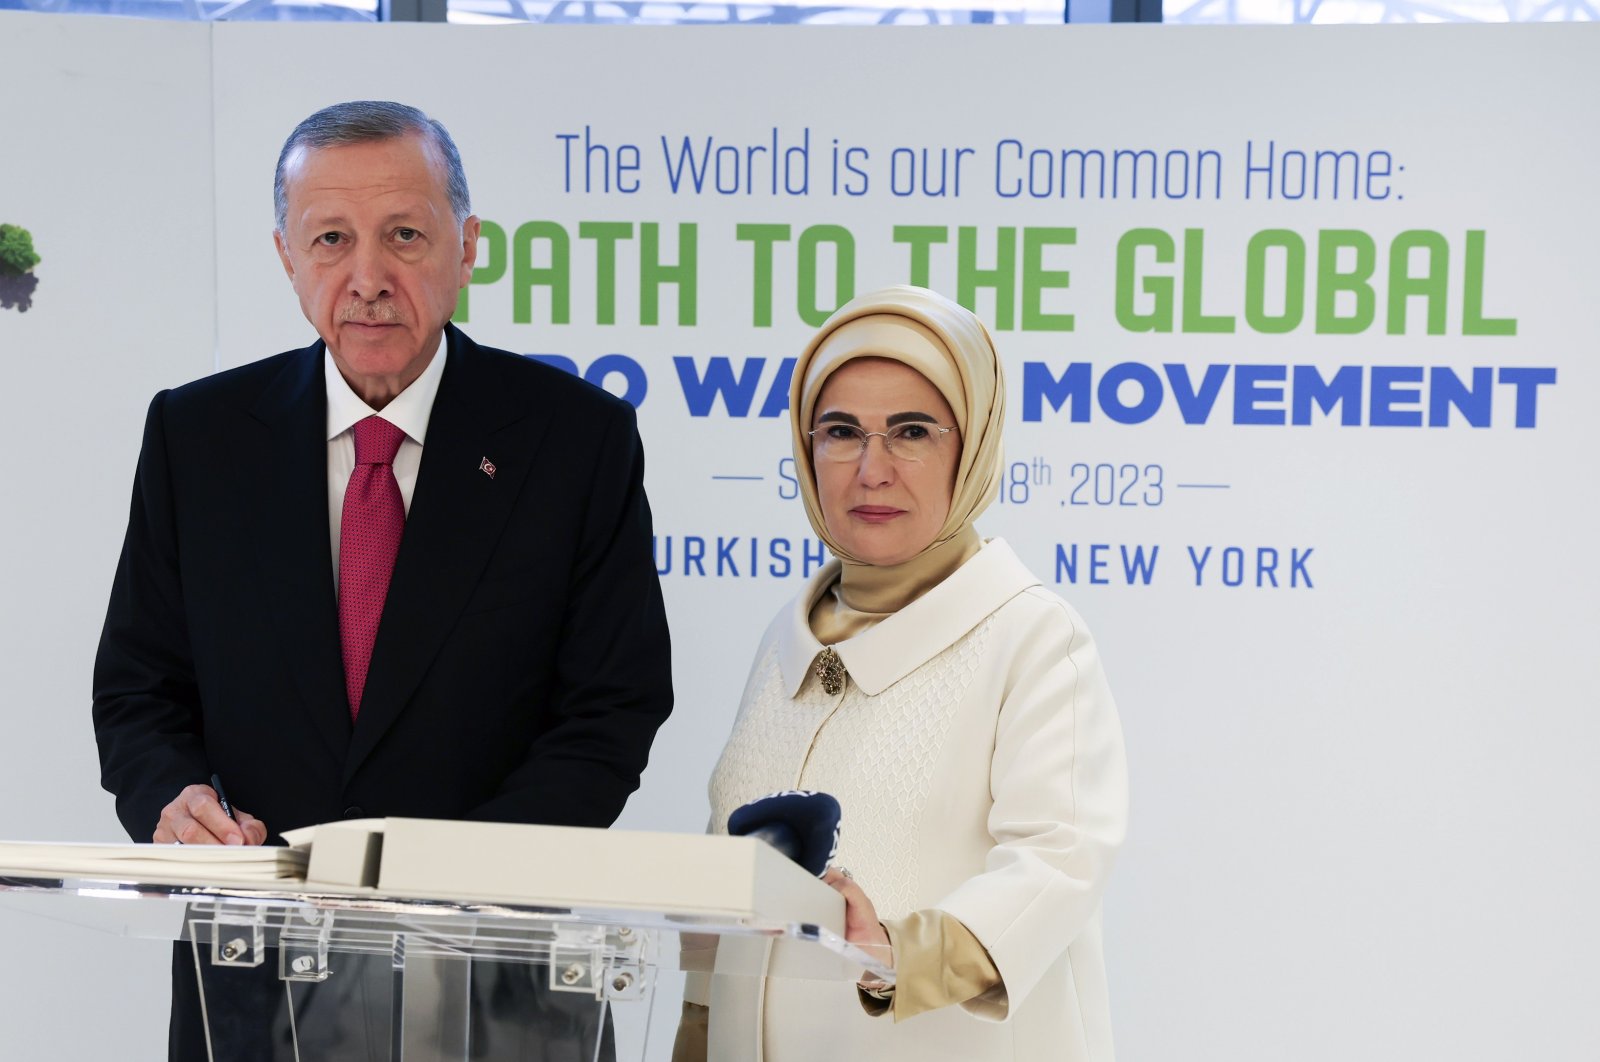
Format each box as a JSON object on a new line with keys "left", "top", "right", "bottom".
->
{"left": 4, "top": 15, "right": 1599, "bottom": 1062}
{"left": 0, "top": 12, "right": 221, "bottom": 1060}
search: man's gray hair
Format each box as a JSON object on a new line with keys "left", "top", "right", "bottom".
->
{"left": 273, "top": 101, "right": 472, "bottom": 234}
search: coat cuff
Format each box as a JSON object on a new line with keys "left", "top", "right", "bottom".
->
{"left": 854, "top": 910, "right": 1005, "bottom": 1022}
{"left": 671, "top": 1001, "right": 709, "bottom": 1062}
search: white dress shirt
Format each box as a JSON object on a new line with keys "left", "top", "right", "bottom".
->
{"left": 325, "top": 338, "right": 448, "bottom": 586}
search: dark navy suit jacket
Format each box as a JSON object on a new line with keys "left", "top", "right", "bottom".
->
{"left": 92, "top": 325, "right": 673, "bottom": 1058}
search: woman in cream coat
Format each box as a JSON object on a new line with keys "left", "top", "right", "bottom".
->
{"left": 695, "top": 286, "right": 1128, "bottom": 1061}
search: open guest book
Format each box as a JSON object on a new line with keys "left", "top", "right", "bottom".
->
{"left": 0, "top": 838, "right": 308, "bottom": 885}
{"left": 0, "top": 817, "right": 845, "bottom": 933}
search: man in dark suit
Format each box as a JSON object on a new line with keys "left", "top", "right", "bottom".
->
{"left": 92, "top": 101, "right": 673, "bottom": 1059}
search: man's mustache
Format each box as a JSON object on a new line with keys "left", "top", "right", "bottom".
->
{"left": 340, "top": 302, "right": 402, "bottom": 324}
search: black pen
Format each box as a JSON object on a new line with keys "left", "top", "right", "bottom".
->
{"left": 210, "top": 773, "right": 238, "bottom": 822}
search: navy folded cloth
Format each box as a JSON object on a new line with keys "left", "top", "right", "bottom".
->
{"left": 727, "top": 790, "right": 841, "bottom": 878}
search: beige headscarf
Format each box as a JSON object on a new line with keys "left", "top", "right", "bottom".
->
{"left": 791, "top": 286, "right": 1006, "bottom": 638}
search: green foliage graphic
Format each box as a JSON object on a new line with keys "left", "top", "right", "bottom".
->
{"left": 0, "top": 224, "right": 41, "bottom": 276}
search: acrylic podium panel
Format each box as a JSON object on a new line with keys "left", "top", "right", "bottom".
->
{"left": 0, "top": 845, "right": 893, "bottom": 1062}
{"left": 182, "top": 893, "right": 639, "bottom": 1061}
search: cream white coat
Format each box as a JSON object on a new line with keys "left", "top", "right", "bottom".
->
{"left": 706, "top": 539, "right": 1129, "bottom": 1061}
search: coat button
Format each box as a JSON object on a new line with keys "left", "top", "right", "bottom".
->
{"left": 342, "top": 806, "right": 365, "bottom": 819}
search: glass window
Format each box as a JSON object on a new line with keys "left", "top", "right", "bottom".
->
{"left": 445, "top": 0, "right": 1067, "bottom": 25}
{"left": 1167, "top": 0, "right": 1595, "bottom": 22}
{"left": 0, "top": 0, "right": 377, "bottom": 21}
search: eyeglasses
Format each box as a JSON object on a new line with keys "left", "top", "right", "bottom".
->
{"left": 808, "top": 422, "right": 956, "bottom": 464}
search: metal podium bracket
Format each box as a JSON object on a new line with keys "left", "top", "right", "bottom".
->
{"left": 603, "top": 924, "right": 651, "bottom": 1000}
{"left": 550, "top": 945, "right": 603, "bottom": 995}
{"left": 603, "top": 960, "right": 647, "bottom": 1002}
{"left": 547, "top": 921, "right": 650, "bottom": 998}
{"left": 549, "top": 922, "right": 605, "bottom": 995}
{"left": 279, "top": 906, "right": 333, "bottom": 982}
{"left": 209, "top": 907, "right": 266, "bottom": 968}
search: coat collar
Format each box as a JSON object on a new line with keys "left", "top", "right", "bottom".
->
{"left": 776, "top": 538, "right": 1039, "bottom": 698}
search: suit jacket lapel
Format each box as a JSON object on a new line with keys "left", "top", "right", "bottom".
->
{"left": 247, "top": 343, "right": 351, "bottom": 766}
{"left": 345, "top": 328, "right": 544, "bottom": 781}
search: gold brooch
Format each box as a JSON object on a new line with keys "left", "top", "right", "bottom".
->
{"left": 814, "top": 647, "right": 846, "bottom": 695}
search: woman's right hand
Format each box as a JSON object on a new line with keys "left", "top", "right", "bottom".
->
{"left": 823, "top": 867, "right": 893, "bottom": 966}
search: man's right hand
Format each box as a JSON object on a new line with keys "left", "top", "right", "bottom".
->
{"left": 152, "top": 784, "right": 268, "bottom": 846}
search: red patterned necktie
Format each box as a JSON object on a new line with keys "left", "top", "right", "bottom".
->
{"left": 339, "top": 415, "right": 407, "bottom": 721}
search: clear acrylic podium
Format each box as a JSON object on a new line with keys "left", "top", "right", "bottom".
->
{"left": 0, "top": 822, "right": 894, "bottom": 1062}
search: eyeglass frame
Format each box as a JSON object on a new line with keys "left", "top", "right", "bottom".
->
{"left": 806, "top": 420, "right": 957, "bottom": 463}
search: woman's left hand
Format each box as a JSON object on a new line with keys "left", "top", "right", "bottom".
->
{"left": 823, "top": 867, "right": 893, "bottom": 965}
